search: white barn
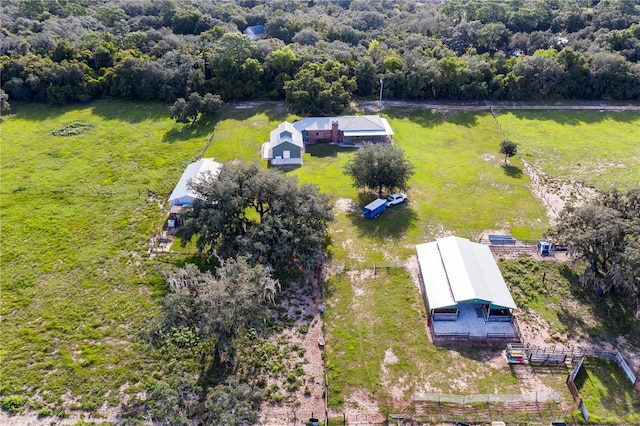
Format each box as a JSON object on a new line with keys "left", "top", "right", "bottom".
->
{"left": 168, "top": 158, "right": 222, "bottom": 206}
{"left": 416, "top": 236, "right": 517, "bottom": 322}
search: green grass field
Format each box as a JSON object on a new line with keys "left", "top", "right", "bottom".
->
{"left": 0, "top": 101, "right": 211, "bottom": 414}
{"left": 496, "top": 110, "right": 640, "bottom": 188}
{"left": 2, "top": 102, "right": 638, "bottom": 421}
{"left": 572, "top": 357, "right": 640, "bottom": 424}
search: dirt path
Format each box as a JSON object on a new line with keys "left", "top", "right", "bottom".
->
{"left": 359, "top": 99, "right": 640, "bottom": 112}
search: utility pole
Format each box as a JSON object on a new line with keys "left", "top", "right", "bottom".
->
{"left": 378, "top": 77, "right": 384, "bottom": 113}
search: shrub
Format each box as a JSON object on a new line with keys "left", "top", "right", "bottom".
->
{"left": 1, "top": 395, "right": 26, "bottom": 413}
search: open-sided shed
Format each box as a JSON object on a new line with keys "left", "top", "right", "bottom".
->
{"left": 416, "top": 236, "right": 517, "bottom": 322}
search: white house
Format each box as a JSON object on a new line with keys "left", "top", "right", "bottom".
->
{"left": 168, "top": 158, "right": 223, "bottom": 206}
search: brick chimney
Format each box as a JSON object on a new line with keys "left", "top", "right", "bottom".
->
{"left": 331, "top": 121, "right": 340, "bottom": 142}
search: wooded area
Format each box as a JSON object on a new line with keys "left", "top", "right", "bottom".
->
{"left": 1, "top": 0, "right": 640, "bottom": 112}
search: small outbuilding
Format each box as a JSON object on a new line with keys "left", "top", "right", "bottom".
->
{"left": 244, "top": 25, "right": 266, "bottom": 41}
{"left": 168, "top": 158, "right": 223, "bottom": 206}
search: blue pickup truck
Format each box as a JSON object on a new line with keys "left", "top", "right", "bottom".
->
{"left": 363, "top": 198, "right": 387, "bottom": 219}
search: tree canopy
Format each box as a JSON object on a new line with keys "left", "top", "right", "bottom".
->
{"left": 499, "top": 139, "right": 518, "bottom": 163}
{"left": 170, "top": 92, "right": 223, "bottom": 123}
{"left": 344, "top": 143, "right": 415, "bottom": 196}
{"left": 2, "top": 0, "right": 640, "bottom": 106}
{"left": 181, "top": 162, "right": 333, "bottom": 272}
{"left": 550, "top": 188, "right": 640, "bottom": 310}
{"left": 284, "top": 60, "right": 356, "bottom": 115}
{"left": 159, "top": 259, "right": 279, "bottom": 356}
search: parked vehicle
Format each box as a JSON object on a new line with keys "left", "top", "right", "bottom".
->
{"left": 386, "top": 193, "right": 407, "bottom": 206}
{"left": 363, "top": 198, "right": 387, "bottom": 219}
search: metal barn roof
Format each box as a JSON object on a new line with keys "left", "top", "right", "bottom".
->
{"left": 168, "top": 158, "right": 222, "bottom": 206}
{"left": 416, "top": 236, "right": 517, "bottom": 310}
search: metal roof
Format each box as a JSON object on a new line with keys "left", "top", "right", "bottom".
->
{"left": 271, "top": 121, "right": 303, "bottom": 148}
{"left": 168, "top": 158, "right": 222, "bottom": 205}
{"left": 364, "top": 198, "right": 386, "bottom": 211}
{"left": 292, "top": 115, "right": 394, "bottom": 136}
{"left": 416, "top": 236, "right": 517, "bottom": 310}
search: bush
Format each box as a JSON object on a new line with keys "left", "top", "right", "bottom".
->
{"left": 1, "top": 395, "right": 26, "bottom": 413}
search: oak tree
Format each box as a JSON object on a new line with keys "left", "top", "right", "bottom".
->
{"left": 344, "top": 143, "right": 414, "bottom": 197}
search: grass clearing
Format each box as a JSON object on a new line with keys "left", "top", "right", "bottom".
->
{"left": 500, "top": 256, "right": 640, "bottom": 347}
{"left": 1, "top": 101, "right": 211, "bottom": 415}
{"left": 495, "top": 110, "right": 640, "bottom": 188}
{"left": 571, "top": 357, "right": 640, "bottom": 424}
{"left": 324, "top": 269, "right": 523, "bottom": 412}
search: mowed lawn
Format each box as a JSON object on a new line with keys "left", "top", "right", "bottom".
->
{"left": 496, "top": 110, "right": 640, "bottom": 187}
{"left": 0, "top": 101, "right": 211, "bottom": 412}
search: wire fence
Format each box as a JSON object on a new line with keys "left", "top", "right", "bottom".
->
{"left": 324, "top": 260, "right": 405, "bottom": 274}
{"left": 414, "top": 391, "right": 561, "bottom": 404}
{"left": 413, "top": 392, "right": 565, "bottom": 423}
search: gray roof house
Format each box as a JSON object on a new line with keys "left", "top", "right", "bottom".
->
{"left": 168, "top": 158, "right": 223, "bottom": 206}
{"left": 293, "top": 115, "right": 394, "bottom": 145}
{"left": 262, "top": 115, "right": 394, "bottom": 166}
{"left": 261, "top": 122, "right": 304, "bottom": 166}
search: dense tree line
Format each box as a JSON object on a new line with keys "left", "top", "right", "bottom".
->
{"left": 0, "top": 0, "right": 640, "bottom": 114}
{"left": 2, "top": 0, "right": 640, "bottom": 112}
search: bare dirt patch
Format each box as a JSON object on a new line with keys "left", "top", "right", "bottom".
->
{"left": 480, "top": 153, "right": 497, "bottom": 163}
{"left": 258, "top": 278, "right": 326, "bottom": 425}
{"left": 523, "top": 160, "right": 596, "bottom": 224}
{"left": 334, "top": 198, "right": 357, "bottom": 213}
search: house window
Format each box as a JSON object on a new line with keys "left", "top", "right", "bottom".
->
{"left": 283, "top": 150, "right": 290, "bottom": 159}
{"left": 316, "top": 132, "right": 319, "bottom": 136}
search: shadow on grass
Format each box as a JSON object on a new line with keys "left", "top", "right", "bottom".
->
{"left": 270, "top": 163, "right": 301, "bottom": 172}
{"left": 306, "top": 144, "right": 355, "bottom": 158}
{"left": 384, "top": 107, "right": 484, "bottom": 128}
{"left": 573, "top": 357, "right": 640, "bottom": 417}
{"left": 557, "top": 264, "right": 639, "bottom": 346}
{"left": 162, "top": 120, "right": 215, "bottom": 144}
{"left": 505, "top": 109, "right": 640, "bottom": 126}
{"left": 501, "top": 163, "right": 523, "bottom": 178}
{"left": 346, "top": 196, "right": 418, "bottom": 240}
{"left": 223, "top": 101, "right": 291, "bottom": 123}
{"left": 90, "top": 100, "right": 174, "bottom": 123}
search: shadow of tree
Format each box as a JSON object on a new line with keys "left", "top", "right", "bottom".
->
{"left": 223, "top": 101, "right": 291, "bottom": 123}
{"left": 90, "top": 100, "right": 172, "bottom": 123}
{"left": 556, "top": 264, "right": 639, "bottom": 345}
{"left": 306, "top": 144, "right": 355, "bottom": 158}
{"left": 383, "top": 107, "right": 484, "bottom": 128}
{"left": 163, "top": 120, "right": 215, "bottom": 144}
{"left": 505, "top": 109, "right": 640, "bottom": 126}
{"left": 501, "top": 164, "right": 523, "bottom": 178}
{"left": 346, "top": 197, "right": 418, "bottom": 240}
